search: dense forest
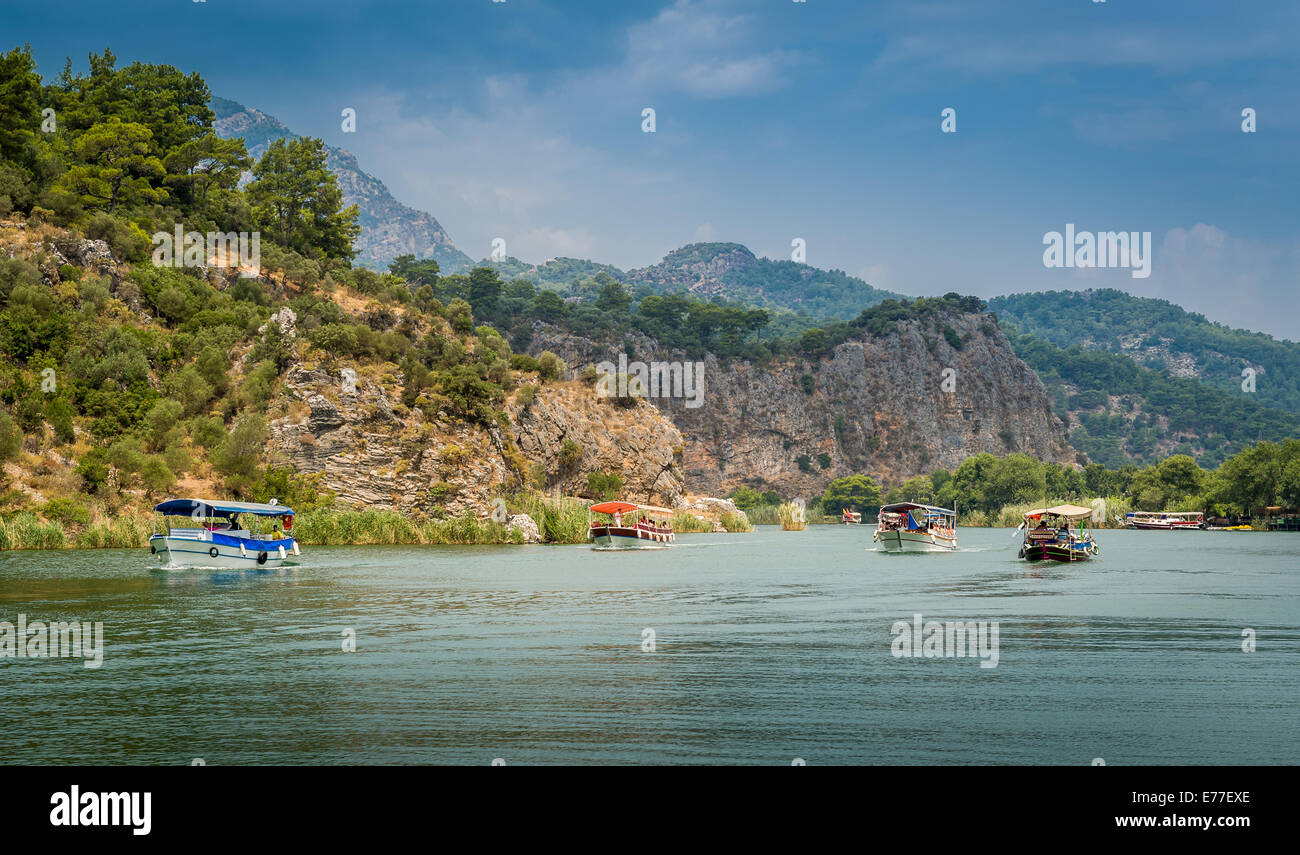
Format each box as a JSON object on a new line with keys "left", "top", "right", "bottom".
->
{"left": 1005, "top": 328, "right": 1300, "bottom": 468}
{"left": 990, "top": 289, "right": 1300, "bottom": 414}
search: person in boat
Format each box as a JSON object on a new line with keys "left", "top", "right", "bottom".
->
{"left": 613, "top": 510, "right": 623, "bottom": 527}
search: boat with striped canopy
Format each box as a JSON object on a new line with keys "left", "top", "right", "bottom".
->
{"left": 1017, "top": 504, "right": 1098, "bottom": 562}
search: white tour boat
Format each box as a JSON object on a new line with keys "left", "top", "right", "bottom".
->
{"left": 1118, "top": 511, "right": 1205, "bottom": 530}
{"left": 873, "top": 502, "right": 958, "bottom": 552}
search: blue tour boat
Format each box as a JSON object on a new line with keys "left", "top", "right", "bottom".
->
{"left": 149, "top": 498, "right": 299, "bottom": 568}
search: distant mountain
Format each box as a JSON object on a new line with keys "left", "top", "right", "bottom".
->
{"left": 475, "top": 255, "right": 629, "bottom": 290}
{"left": 990, "top": 289, "right": 1300, "bottom": 416}
{"left": 624, "top": 242, "right": 905, "bottom": 319}
{"left": 473, "top": 242, "right": 904, "bottom": 323}
{"left": 210, "top": 96, "right": 472, "bottom": 273}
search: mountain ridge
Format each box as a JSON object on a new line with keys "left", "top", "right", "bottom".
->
{"left": 211, "top": 96, "right": 472, "bottom": 274}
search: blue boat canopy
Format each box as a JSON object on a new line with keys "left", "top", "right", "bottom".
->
{"left": 153, "top": 498, "right": 295, "bottom": 517}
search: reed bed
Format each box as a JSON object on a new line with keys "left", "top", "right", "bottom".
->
{"left": 744, "top": 504, "right": 780, "bottom": 526}
{"left": 980, "top": 498, "right": 1133, "bottom": 529}
{"left": 719, "top": 511, "right": 753, "bottom": 532}
{"left": 671, "top": 511, "right": 715, "bottom": 533}
{"left": 0, "top": 513, "right": 66, "bottom": 550}
{"left": 74, "top": 509, "right": 151, "bottom": 549}
{"left": 0, "top": 493, "right": 759, "bottom": 550}
{"left": 292, "top": 508, "right": 519, "bottom": 546}
{"left": 508, "top": 493, "right": 590, "bottom": 543}
{"left": 777, "top": 502, "right": 806, "bottom": 531}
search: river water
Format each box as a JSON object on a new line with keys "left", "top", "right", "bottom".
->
{"left": 1, "top": 526, "right": 1296, "bottom": 765}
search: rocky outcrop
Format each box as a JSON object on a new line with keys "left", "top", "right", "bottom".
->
{"left": 527, "top": 311, "right": 1075, "bottom": 497}
{"left": 507, "top": 513, "right": 542, "bottom": 543}
{"left": 268, "top": 366, "right": 511, "bottom": 516}
{"left": 510, "top": 382, "right": 686, "bottom": 506}
{"left": 267, "top": 364, "right": 687, "bottom": 516}
{"left": 627, "top": 242, "right": 760, "bottom": 298}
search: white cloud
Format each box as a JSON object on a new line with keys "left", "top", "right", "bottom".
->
{"left": 1137, "top": 224, "right": 1300, "bottom": 340}
{"left": 625, "top": 0, "right": 802, "bottom": 98}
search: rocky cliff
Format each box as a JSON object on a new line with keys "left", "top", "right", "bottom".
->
{"left": 528, "top": 310, "right": 1075, "bottom": 497}
{"left": 266, "top": 360, "right": 686, "bottom": 516}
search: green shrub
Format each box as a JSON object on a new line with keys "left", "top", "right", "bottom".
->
{"left": 188, "top": 415, "right": 226, "bottom": 449}
{"left": 537, "top": 351, "right": 565, "bottom": 381}
{"left": 0, "top": 411, "right": 23, "bottom": 463}
{"left": 46, "top": 397, "right": 75, "bottom": 443}
{"left": 557, "top": 439, "right": 582, "bottom": 470}
{"left": 39, "top": 498, "right": 90, "bottom": 526}
{"left": 586, "top": 471, "right": 623, "bottom": 500}
{"left": 84, "top": 212, "right": 149, "bottom": 262}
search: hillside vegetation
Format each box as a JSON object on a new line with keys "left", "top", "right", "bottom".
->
{"left": 0, "top": 45, "right": 678, "bottom": 545}
{"left": 991, "top": 289, "right": 1300, "bottom": 414}
{"left": 1004, "top": 328, "right": 1300, "bottom": 468}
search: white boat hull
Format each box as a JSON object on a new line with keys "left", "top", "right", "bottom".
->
{"left": 875, "top": 529, "right": 957, "bottom": 553}
{"left": 589, "top": 527, "right": 673, "bottom": 550}
{"left": 150, "top": 535, "right": 295, "bottom": 569}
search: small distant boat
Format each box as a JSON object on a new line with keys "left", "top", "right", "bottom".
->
{"left": 873, "top": 503, "right": 957, "bottom": 552}
{"left": 588, "top": 501, "right": 675, "bottom": 549}
{"left": 149, "top": 498, "right": 299, "bottom": 568}
{"left": 842, "top": 508, "right": 863, "bottom": 525}
{"left": 1018, "top": 505, "right": 1097, "bottom": 562}
{"left": 1119, "top": 511, "right": 1205, "bottom": 530}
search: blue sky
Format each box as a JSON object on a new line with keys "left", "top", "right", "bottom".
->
{"left": 10, "top": 0, "right": 1300, "bottom": 337}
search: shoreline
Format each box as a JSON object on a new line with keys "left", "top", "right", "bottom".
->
{"left": 0, "top": 500, "right": 756, "bottom": 550}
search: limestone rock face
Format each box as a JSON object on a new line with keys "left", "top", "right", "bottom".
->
{"left": 527, "top": 310, "right": 1075, "bottom": 497}
{"left": 268, "top": 364, "right": 688, "bottom": 516}
{"left": 211, "top": 97, "right": 472, "bottom": 273}
{"left": 269, "top": 366, "right": 512, "bottom": 516}
{"left": 510, "top": 382, "right": 686, "bottom": 507}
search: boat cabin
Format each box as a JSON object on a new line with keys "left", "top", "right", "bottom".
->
{"left": 588, "top": 501, "right": 675, "bottom": 549}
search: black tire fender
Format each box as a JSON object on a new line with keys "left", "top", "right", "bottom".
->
{"left": 257, "top": 551, "right": 268, "bottom": 565}
{"left": 209, "top": 547, "right": 219, "bottom": 558}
